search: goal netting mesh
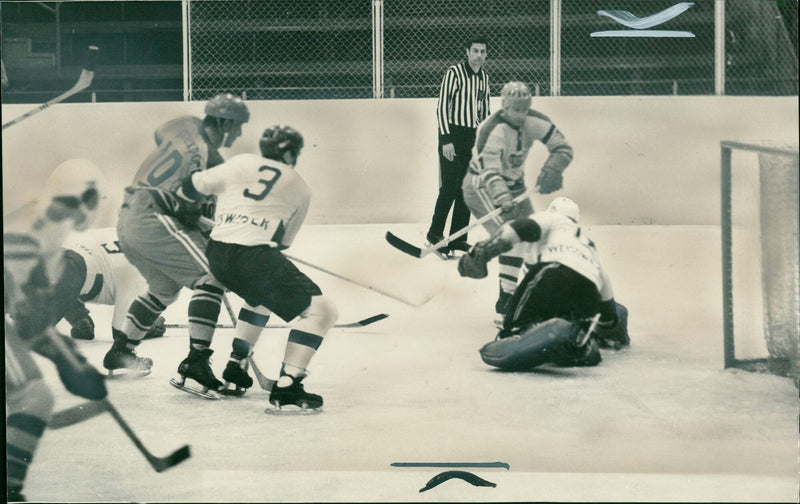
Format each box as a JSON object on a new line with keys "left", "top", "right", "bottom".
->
{"left": 722, "top": 141, "right": 799, "bottom": 379}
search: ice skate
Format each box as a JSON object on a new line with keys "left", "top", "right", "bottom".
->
{"left": 265, "top": 374, "right": 323, "bottom": 415}
{"left": 220, "top": 357, "right": 253, "bottom": 397}
{"left": 170, "top": 347, "right": 223, "bottom": 400}
{"left": 102, "top": 332, "right": 153, "bottom": 378}
{"left": 425, "top": 232, "right": 453, "bottom": 260}
{"left": 553, "top": 316, "right": 603, "bottom": 367}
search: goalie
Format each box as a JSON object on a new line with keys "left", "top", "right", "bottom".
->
{"left": 457, "top": 197, "right": 629, "bottom": 370}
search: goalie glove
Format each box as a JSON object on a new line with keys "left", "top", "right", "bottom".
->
{"left": 592, "top": 302, "right": 629, "bottom": 350}
{"left": 457, "top": 233, "right": 514, "bottom": 279}
{"left": 536, "top": 166, "right": 563, "bottom": 194}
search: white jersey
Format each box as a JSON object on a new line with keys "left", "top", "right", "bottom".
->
{"left": 63, "top": 227, "right": 148, "bottom": 328}
{"left": 525, "top": 211, "right": 613, "bottom": 300}
{"left": 191, "top": 153, "right": 311, "bottom": 248}
{"left": 4, "top": 199, "right": 76, "bottom": 307}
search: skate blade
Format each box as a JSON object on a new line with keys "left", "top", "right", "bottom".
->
{"left": 169, "top": 378, "right": 221, "bottom": 400}
{"left": 107, "top": 368, "right": 152, "bottom": 379}
{"left": 264, "top": 402, "right": 323, "bottom": 416}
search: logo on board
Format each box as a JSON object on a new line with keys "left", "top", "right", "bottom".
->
{"left": 591, "top": 2, "right": 696, "bottom": 38}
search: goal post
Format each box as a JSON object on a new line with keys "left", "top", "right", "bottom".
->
{"left": 720, "top": 140, "right": 799, "bottom": 382}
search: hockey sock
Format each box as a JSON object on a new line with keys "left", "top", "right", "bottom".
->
{"left": 187, "top": 283, "right": 224, "bottom": 346}
{"left": 6, "top": 380, "right": 54, "bottom": 498}
{"left": 235, "top": 305, "right": 270, "bottom": 346}
{"left": 282, "top": 329, "right": 323, "bottom": 374}
{"left": 231, "top": 338, "right": 253, "bottom": 360}
{"left": 122, "top": 293, "right": 167, "bottom": 342}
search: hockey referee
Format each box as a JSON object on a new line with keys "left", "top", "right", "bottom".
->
{"left": 425, "top": 35, "right": 490, "bottom": 258}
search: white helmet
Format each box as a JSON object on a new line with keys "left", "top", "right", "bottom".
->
{"left": 546, "top": 196, "right": 580, "bottom": 223}
{"left": 46, "top": 158, "right": 105, "bottom": 231}
{"left": 501, "top": 81, "right": 532, "bottom": 109}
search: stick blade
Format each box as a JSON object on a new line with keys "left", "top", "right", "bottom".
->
{"left": 385, "top": 231, "right": 423, "bottom": 258}
{"left": 153, "top": 445, "right": 191, "bottom": 473}
{"left": 356, "top": 313, "right": 389, "bottom": 326}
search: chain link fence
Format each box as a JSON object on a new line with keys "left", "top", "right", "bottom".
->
{"left": 188, "top": 0, "right": 373, "bottom": 100}
{"left": 189, "top": 0, "right": 796, "bottom": 100}
{"left": 5, "top": 0, "right": 792, "bottom": 102}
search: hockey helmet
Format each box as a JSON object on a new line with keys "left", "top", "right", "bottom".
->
{"left": 501, "top": 81, "right": 532, "bottom": 108}
{"left": 546, "top": 196, "right": 580, "bottom": 223}
{"left": 259, "top": 125, "right": 304, "bottom": 165}
{"left": 46, "top": 158, "right": 106, "bottom": 231}
{"left": 205, "top": 93, "right": 250, "bottom": 124}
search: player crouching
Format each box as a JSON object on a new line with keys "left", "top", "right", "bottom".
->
{"left": 458, "top": 197, "right": 629, "bottom": 370}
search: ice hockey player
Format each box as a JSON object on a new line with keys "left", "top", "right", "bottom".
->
{"left": 53, "top": 227, "right": 167, "bottom": 342}
{"left": 174, "top": 125, "right": 338, "bottom": 413}
{"left": 457, "top": 197, "right": 629, "bottom": 370}
{"left": 461, "top": 81, "right": 574, "bottom": 327}
{"left": 103, "top": 93, "right": 249, "bottom": 393}
{"left": 5, "top": 159, "right": 108, "bottom": 502}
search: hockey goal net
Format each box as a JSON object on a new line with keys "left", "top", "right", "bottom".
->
{"left": 721, "top": 140, "right": 799, "bottom": 382}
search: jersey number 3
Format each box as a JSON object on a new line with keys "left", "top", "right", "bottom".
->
{"left": 243, "top": 166, "right": 282, "bottom": 201}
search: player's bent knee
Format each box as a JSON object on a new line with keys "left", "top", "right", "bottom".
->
{"left": 151, "top": 290, "right": 179, "bottom": 307}
{"left": 480, "top": 318, "right": 579, "bottom": 370}
{"left": 295, "top": 295, "right": 338, "bottom": 334}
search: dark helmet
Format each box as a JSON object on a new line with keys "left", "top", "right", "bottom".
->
{"left": 259, "top": 125, "right": 304, "bottom": 164}
{"left": 205, "top": 93, "right": 250, "bottom": 123}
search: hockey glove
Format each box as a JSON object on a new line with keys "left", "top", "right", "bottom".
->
{"left": 33, "top": 332, "right": 108, "bottom": 400}
{"left": 457, "top": 246, "right": 490, "bottom": 279}
{"left": 143, "top": 316, "right": 167, "bottom": 339}
{"left": 497, "top": 197, "right": 517, "bottom": 220}
{"left": 457, "top": 234, "right": 514, "bottom": 279}
{"left": 593, "top": 303, "right": 629, "bottom": 350}
{"left": 174, "top": 199, "right": 203, "bottom": 228}
{"left": 536, "top": 166, "right": 563, "bottom": 194}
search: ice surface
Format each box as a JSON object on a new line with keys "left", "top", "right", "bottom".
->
{"left": 24, "top": 224, "right": 800, "bottom": 502}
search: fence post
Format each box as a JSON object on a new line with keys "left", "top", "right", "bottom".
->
{"left": 714, "top": 0, "right": 725, "bottom": 96}
{"left": 372, "top": 0, "right": 384, "bottom": 99}
{"left": 550, "top": 0, "right": 561, "bottom": 96}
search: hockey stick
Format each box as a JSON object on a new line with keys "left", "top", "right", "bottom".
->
{"left": 265, "top": 313, "right": 389, "bottom": 329}
{"left": 50, "top": 400, "right": 107, "bottom": 429}
{"left": 50, "top": 401, "right": 191, "bottom": 472}
{"left": 41, "top": 330, "right": 191, "bottom": 472}
{"left": 103, "top": 399, "right": 191, "bottom": 473}
{"left": 198, "top": 216, "right": 428, "bottom": 307}
{"left": 285, "top": 253, "right": 429, "bottom": 307}
{"left": 2, "top": 45, "right": 99, "bottom": 130}
{"left": 385, "top": 191, "right": 533, "bottom": 259}
{"left": 247, "top": 356, "right": 276, "bottom": 392}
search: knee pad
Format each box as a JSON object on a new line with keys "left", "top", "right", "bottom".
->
{"left": 150, "top": 290, "right": 179, "bottom": 307}
{"left": 294, "top": 295, "right": 338, "bottom": 335}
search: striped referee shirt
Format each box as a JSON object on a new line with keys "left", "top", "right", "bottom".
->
{"left": 436, "top": 61, "right": 490, "bottom": 143}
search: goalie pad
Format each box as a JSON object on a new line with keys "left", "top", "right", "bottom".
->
{"left": 479, "top": 318, "right": 600, "bottom": 370}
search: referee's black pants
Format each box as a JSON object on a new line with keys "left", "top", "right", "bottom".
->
{"left": 428, "top": 125, "right": 476, "bottom": 245}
